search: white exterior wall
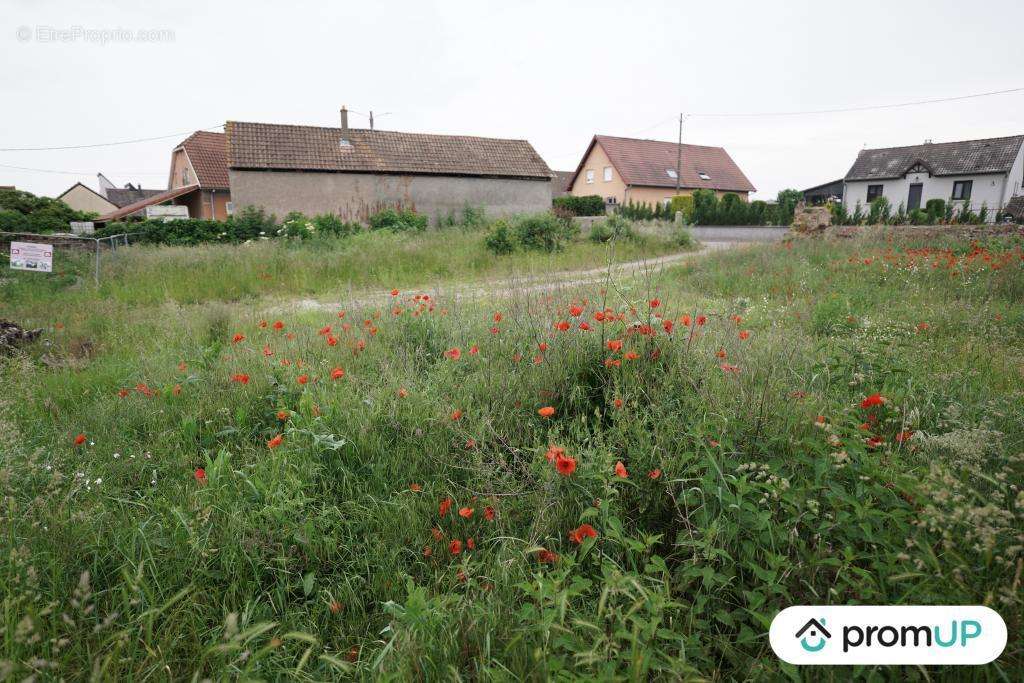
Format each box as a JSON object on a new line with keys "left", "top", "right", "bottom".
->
{"left": 844, "top": 172, "right": 1009, "bottom": 221}
{"left": 1003, "top": 143, "right": 1024, "bottom": 203}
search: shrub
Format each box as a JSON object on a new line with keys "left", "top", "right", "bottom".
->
{"left": 552, "top": 195, "right": 605, "bottom": 217}
{"left": 369, "top": 207, "right": 428, "bottom": 232}
{"left": 513, "top": 212, "right": 572, "bottom": 252}
{"left": 925, "top": 199, "right": 945, "bottom": 224}
{"left": 483, "top": 219, "right": 515, "bottom": 255}
{"left": 0, "top": 208, "right": 31, "bottom": 233}
{"left": 908, "top": 208, "right": 927, "bottom": 225}
{"left": 867, "top": 196, "right": 891, "bottom": 225}
{"left": 278, "top": 211, "right": 314, "bottom": 239}
{"left": 978, "top": 203, "right": 989, "bottom": 224}
{"left": 0, "top": 187, "right": 95, "bottom": 233}
{"left": 312, "top": 212, "right": 359, "bottom": 237}
{"left": 230, "top": 206, "right": 277, "bottom": 241}
{"left": 669, "top": 195, "right": 694, "bottom": 222}
{"left": 588, "top": 215, "right": 638, "bottom": 244}
{"left": 460, "top": 204, "right": 487, "bottom": 229}
{"left": 691, "top": 189, "right": 719, "bottom": 225}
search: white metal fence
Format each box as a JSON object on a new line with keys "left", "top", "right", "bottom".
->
{"left": 1, "top": 231, "right": 138, "bottom": 285}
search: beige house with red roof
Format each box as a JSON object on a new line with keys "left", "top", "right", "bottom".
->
{"left": 225, "top": 108, "right": 553, "bottom": 222}
{"left": 567, "top": 135, "right": 755, "bottom": 208}
{"left": 167, "top": 131, "right": 231, "bottom": 220}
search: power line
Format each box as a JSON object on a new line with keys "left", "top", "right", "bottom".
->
{"left": 0, "top": 124, "right": 224, "bottom": 152}
{"left": 690, "top": 86, "right": 1024, "bottom": 118}
{"left": 0, "top": 163, "right": 166, "bottom": 176}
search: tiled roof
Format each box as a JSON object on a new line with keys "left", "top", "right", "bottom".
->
{"left": 571, "top": 135, "right": 756, "bottom": 193}
{"left": 105, "top": 187, "right": 165, "bottom": 208}
{"left": 845, "top": 135, "right": 1024, "bottom": 181}
{"left": 226, "top": 121, "right": 552, "bottom": 179}
{"left": 176, "top": 131, "right": 229, "bottom": 189}
{"left": 551, "top": 170, "right": 574, "bottom": 196}
{"left": 95, "top": 184, "right": 199, "bottom": 222}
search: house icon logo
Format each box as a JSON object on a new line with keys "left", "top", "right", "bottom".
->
{"left": 795, "top": 618, "right": 831, "bottom": 652}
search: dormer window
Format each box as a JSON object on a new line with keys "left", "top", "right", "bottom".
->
{"left": 698, "top": 171, "right": 711, "bottom": 180}
{"left": 339, "top": 138, "right": 351, "bottom": 148}
{"left": 666, "top": 169, "right": 678, "bottom": 179}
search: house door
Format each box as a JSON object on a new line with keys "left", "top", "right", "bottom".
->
{"left": 907, "top": 184, "right": 923, "bottom": 210}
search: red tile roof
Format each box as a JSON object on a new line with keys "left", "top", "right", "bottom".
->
{"left": 95, "top": 184, "right": 200, "bottom": 222}
{"left": 175, "top": 131, "right": 229, "bottom": 189}
{"left": 226, "top": 121, "right": 552, "bottom": 179}
{"left": 570, "top": 135, "right": 755, "bottom": 193}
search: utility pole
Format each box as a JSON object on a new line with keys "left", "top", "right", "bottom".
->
{"left": 675, "top": 113, "right": 683, "bottom": 195}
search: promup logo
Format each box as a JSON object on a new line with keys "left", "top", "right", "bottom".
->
{"left": 770, "top": 606, "right": 1006, "bottom": 665}
{"left": 795, "top": 618, "right": 831, "bottom": 652}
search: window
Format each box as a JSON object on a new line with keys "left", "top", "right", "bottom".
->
{"left": 603, "top": 166, "right": 612, "bottom": 182}
{"left": 606, "top": 196, "right": 618, "bottom": 205}
{"left": 585, "top": 170, "right": 594, "bottom": 184}
{"left": 698, "top": 171, "right": 711, "bottom": 180}
{"left": 666, "top": 168, "right": 678, "bottom": 179}
{"left": 951, "top": 180, "right": 972, "bottom": 201}
{"left": 181, "top": 168, "right": 190, "bottom": 185}
{"left": 225, "top": 202, "right": 235, "bottom": 216}
{"left": 866, "top": 184, "right": 883, "bottom": 201}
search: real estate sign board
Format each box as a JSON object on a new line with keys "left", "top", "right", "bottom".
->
{"left": 9, "top": 241, "right": 53, "bottom": 273}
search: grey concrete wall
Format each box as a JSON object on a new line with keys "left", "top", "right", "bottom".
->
{"left": 229, "top": 170, "right": 552, "bottom": 223}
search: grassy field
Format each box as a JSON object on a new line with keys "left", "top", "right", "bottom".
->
{"left": 1, "top": 230, "right": 1022, "bottom": 680}
{"left": 0, "top": 224, "right": 687, "bottom": 311}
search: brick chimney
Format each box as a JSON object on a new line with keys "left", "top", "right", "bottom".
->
{"left": 339, "top": 106, "right": 351, "bottom": 147}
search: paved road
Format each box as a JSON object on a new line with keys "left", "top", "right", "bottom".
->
{"left": 282, "top": 237, "right": 775, "bottom": 313}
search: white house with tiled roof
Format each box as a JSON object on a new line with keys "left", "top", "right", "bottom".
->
{"left": 842, "top": 135, "right": 1024, "bottom": 219}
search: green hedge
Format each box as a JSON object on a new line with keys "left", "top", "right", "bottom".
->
{"left": 552, "top": 195, "right": 605, "bottom": 216}
{"left": 0, "top": 188, "right": 96, "bottom": 233}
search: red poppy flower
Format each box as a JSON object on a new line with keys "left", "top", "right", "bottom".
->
{"left": 538, "top": 406, "right": 555, "bottom": 418}
{"left": 607, "top": 339, "right": 623, "bottom": 352}
{"left": 865, "top": 436, "right": 884, "bottom": 448}
{"left": 390, "top": 288, "right": 399, "bottom": 296}
{"left": 297, "top": 374, "right": 309, "bottom": 385}
{"left": 680, "top": 314, "right": 692, "bottom": 327}
{"left": 860, "top": 393, "right": 886, "bottom": 409}
{"left": 117, "top": 388, "right": 129, "bottom": 398}
{"left": 267, "top": 434, "right": 283, "bottom": 449}
{"left": 484, "top": 506, "right": 495, "bottom": 521}
{"left": 232, "top": 373, "right": 250, "bottom": 384}
{"left": 555, "top": 454, "right": 577, "bottom": 476}
{"left": 648, "top": 468, "right": 661, "bottom": 479}
{"left": 194, "top": 467, "right": 207, "bottom": 485}
{"left": 545, "top": 445, "right": 565, "bottom": 463}
{"left": 613, "top": 398, "right": 623, "bottom": 409}
{"left": 318, "top": 325, "right": 332, "bottom": 336}
{"left": 895, "top": 431, "right": 914, "bottom": 443}
{"left": 172, "top": 384, "right": 182, "bottom": 396}
{"left": 466, "top": 538, "right": 476, "bottom": 550}
{"left": 423, "top": 545, "right": 433, "bottom": 557}
{"left": 624, "top": 351, "right": 639, "bottom": 361}
{"left": 916, "top": 322, "right": 930, "bottom": 332}
{"left": 719, "top": 363, "right": 740, "bottom": 373}
{"left": 493, "top": 312, "right": 503, "bottom": 322}
{"left": 568, "top": 523, "right": 598, "bottom": 544}
{"left": 738, "top": 330, "right": 750, "bottom": 340}
{"left": 263, "top": 345, "right": 274, "bottom": 357}
{"left": 74, "top": 433, "right": 87, "bottom": 446}
{"left": 716, "top": 348, "right": 727, "bottom": 359}
{"left": 272, "top": 320, "right": 284, "bottom": 330}
{"left": 449, "top": 539, "right": 463, "bottom": 555}
{"left": 579, "top": 322, "right": 591, "bottom": 331}
{"left": 469, "top": 345, "right": 479, "bottom": 355}
{"left": 450, "top": 409, "right": 463, "bottom": 421}
{"left": 614, "top": 461, "right": 628, "bottom": 478}
{"left": 537, "top": 549, "right": 559, "bottom": 563}
{"left": 232, "top": 333, "right": 245, "bottom": 343}
{"left": 326, "top": 335, "right": 338, "bottom": 346}
{"left": 330, "top": 367, "right": 345, "bottom": 380}
{"left": 439, "top": 498, "right": 453, "bottom": 517}
{"left": 662, "top": 320, "right": 674, "bottom": 334}
{"left": 276, "top": 410, "right": 289, "bottom": 421}
{"left": 649, "top": 298, "right": 660, "bottom": 308}
{"left": 398, "top": 387, "right": 409, "bottom": 398}
{"left": 696, "top": 315, "right": 707, "bottom": 326}
{"left": 445, "top": 347, "right": 461, "bottom": 360}
{"left": 458, "top": 507, "right": 474, "bottom": 519}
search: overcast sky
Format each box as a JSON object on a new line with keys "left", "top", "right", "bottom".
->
{"left": 3, "top": 0, "right": 1023, "bottom": 200}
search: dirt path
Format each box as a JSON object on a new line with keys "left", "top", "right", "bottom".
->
{"left": 278, "top": 241, "right": 746, "bottom": 313}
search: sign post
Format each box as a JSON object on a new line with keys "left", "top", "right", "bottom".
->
{"left": 9, "top": 241, "right": 54, "bottom": 273}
